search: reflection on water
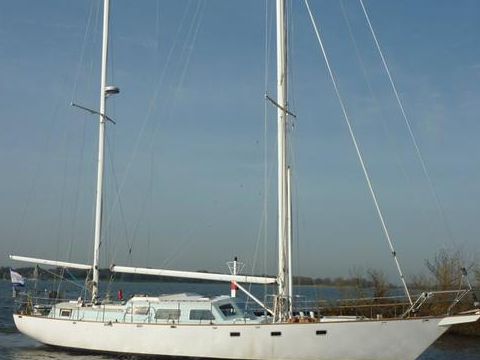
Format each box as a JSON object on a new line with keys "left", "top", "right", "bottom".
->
{"left": 1, "top": 332, "right": 172, "bottom": 360}
{"left": 418, "top": 334, "right": 480, "bottom": 360}
{"left": 1, "top": 333, "right": 115, "bottom": 360}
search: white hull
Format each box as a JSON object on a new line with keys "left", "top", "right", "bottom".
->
{"left": 15, "top": 313, "right": 475, "bottom": 360}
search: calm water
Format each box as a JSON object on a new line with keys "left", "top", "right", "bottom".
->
{"left": 0, "top": 280, "right": 479, "bottom": 360}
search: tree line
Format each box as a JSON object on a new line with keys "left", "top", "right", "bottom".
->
{"left": 3, "top": 249, "right": 479, "bottom": 290}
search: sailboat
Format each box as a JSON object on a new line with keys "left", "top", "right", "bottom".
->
{"left": 10, "top": 1, "right": 480, "bottom": 359}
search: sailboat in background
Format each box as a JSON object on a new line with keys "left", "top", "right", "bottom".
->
{"left": 10, "top": 1, "right": 480, "bottom": 359}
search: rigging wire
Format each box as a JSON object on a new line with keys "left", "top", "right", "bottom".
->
{"left": 66, "top": 108, "right": 89, "bottom": 264}
{"left": 70, "top": 0, "right": 98, "bottom": 102}
{"left": 262, "top": 0, "right": 275, "bottom": 301}
{"left": 338, "top": 1, "right": 431, "bottom": 230}
{"left": 303, "top": 0, "right": 412, "bottom": 305}
{"left": 141, "top": 0, "right": 207, "bottom": 266}
{"left": 13, "top": 81, "right": 75, "bottom": 259}
{"left": 64, "top": 0, "right": 100, "bottom": 282}
{"left": 145, "top": 150, "right": 156, "bottom": 267}
{"left": 146, "top": 0, "right": 206, "bottom": 258}
{"left": 103, "top": 0, "right": 122, "bottom": 272}
{"left": 80, "top": 0, "right": 104, "bottom": 275}
{"left": 40, "top": 267, "right": 86, "bottom": 290}
{"left": 245, "top": 0, "right": 278, "bottom": 307}
{"left": 358, "top": 0, "right": 456, "bottom": 245}
{"left": 149, "top": 0, "right": 206, "bottom": 266}
{"left": 339, "top": 0, "right": 412, "bottom": 186}
{"left": 285, "top": 0, "right": 301, "bottom": 288}
{"left": 54, "top": 117, "right": 72, "bottom": 265}
{"left": 141, "top": 1, "right": 163, "bottom": 269}
{"left": 48, "top": 76, "right": 84, "bottom": 292}
{"left": 105, "top": 136, "right": 132, "bottom": 265}
{"left": 143, "top": 0, "right": 163, "bottom": 269}
{"left": 103, "top": 1, "right": 201, "bottom": 263}
{"left": 15, "top": 1, "right": 100, "bottom": 292}
{"left": 175, "top": 0, "right": 206, "bottom": 97}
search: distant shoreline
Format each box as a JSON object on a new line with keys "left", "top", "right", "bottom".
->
{"left": 0, "top": 266, "right": 387, "bottom": 288}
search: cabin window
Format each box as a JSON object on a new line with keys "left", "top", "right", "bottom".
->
{"left": 155, "top": 309, "right": 181, "bottom": 320}
{"left": 60, "top": 309, "right": 71, "bottom": 317}
{"left": 189, "top": 310, "right": 215, "bottom": 321}
{"left": 219, "top": 303, "right": 237, "bottom": 317}
{"left": 271, "top": 331, "right": 281, "bottom": 336}
{"left": 316, "top": 330, "right": 327, "bottom": 335}
{"left": 133, "top": 306, "right": 150, "bottom": 315}
{"left": 230, "top": 332, "right": 240, "bottom": 337}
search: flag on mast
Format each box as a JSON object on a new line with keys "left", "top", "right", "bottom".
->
{"left": 10, "top": 269, "right": 25, "bottom": 287}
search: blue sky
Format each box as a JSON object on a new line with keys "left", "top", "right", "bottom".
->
{"left": 1, "top": 0, "right": 479, "bottom": 283}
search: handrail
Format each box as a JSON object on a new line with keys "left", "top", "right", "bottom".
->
{"left": 14, "top": 287, "right": 478, "bottom": 323}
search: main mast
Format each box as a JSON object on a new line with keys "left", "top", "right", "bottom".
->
{"left": 92, "top": 0, "right": 111, "bottom": 302}
{"left": 276, "top": 0, "right": 291, "bottom": 319}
